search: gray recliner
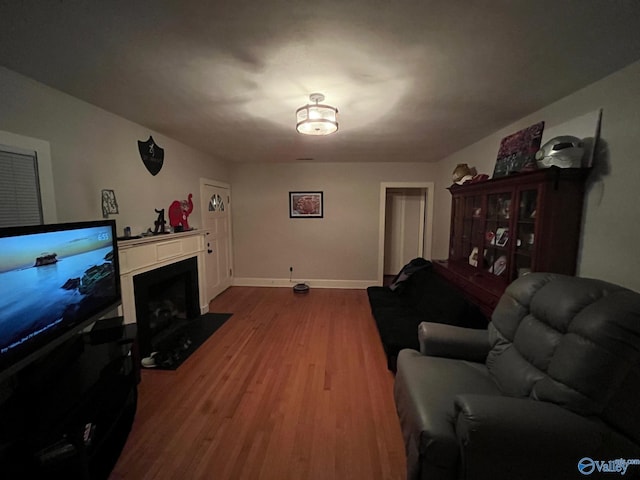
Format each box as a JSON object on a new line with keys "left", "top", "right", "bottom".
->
{"left": 394, "top": 272, "right": 640, "bottom": 480}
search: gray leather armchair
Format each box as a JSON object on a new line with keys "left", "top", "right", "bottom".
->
{"left": 394, "top": 272, "right": 640, "bottom": 480}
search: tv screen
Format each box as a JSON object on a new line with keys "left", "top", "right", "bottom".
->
{"left": 0, "top": 220, "right": 121, "bottom": 380}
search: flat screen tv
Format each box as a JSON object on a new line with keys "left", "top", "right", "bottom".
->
{"left": 0, "top": 219, "right": 121, "bottom": 381}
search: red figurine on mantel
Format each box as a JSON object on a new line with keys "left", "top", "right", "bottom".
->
{"left": 168, "top": 193, "right": 193, "bottom": 231}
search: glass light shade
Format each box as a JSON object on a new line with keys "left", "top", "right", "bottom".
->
{"left": 296, "top": 103, "right": 338, "bottom": 135}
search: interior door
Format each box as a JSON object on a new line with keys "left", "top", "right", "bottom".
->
{"left": 200, "top": 181, "right": 231, "bottom": 302}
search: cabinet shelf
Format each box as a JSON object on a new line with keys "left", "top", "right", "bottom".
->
{"left": 437, "top": 167, "right": 589, "bottom": 316}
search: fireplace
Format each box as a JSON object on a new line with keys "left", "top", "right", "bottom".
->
{"left": 117, "top": 231, "right": 209, "bottom": 359}
{"left": 133, "top": 257, "right": 200, "bottom": 357}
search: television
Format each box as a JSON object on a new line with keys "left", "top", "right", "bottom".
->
{"left": 0, "top": 219, "right": 121, "bottom": 382}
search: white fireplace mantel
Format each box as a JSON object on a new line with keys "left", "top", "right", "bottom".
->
{"left": 117, "top": 230, "right": 208, "bottom": 325}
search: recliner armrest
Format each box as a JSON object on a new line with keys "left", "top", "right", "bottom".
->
{"left": 453, "top": 394, "right": 640, "bottom": 480}
{"left": 418, "top": 322, "right": 489, "bottom": 362}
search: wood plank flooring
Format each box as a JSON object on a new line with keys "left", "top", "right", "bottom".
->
{"left": 109, "top": 287, "right": 406, "bottom": 480}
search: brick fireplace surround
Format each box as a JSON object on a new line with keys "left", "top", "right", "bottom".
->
{"left": 117, "top": 230, "right": 209, "bottom": 325}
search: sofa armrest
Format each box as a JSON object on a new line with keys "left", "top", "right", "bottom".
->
{"left": 418, "top": 322, "right": 489, "bottom": 362}
{"left": 453, "top": 394, "right": 640, "bottom": 480}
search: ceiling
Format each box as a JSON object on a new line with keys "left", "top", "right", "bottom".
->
{"left": 1, "top": 1, "right": 640, "bottom": 164}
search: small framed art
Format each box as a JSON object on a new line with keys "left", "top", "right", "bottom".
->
{"left": 289, "top": 191, "right": 323, "bottom": 218}
{"left": 101, "top": 189, "right": 119, "bottom": 218}
{"left": 489, "top": 255, "right": 508, "bottom": 276}
{"left": 495, "top": 227, "right": 509, "bottom": 247}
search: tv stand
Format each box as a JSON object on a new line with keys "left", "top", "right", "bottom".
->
{"left": 0, "top": 323, "right": 138, "bottom": 479}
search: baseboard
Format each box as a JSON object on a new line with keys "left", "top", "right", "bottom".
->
{"left": 232, "top": 277, "right": 376, "bottom": 289}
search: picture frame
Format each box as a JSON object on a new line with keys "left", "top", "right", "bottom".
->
{"left": 289, "top": 191, "right": 323, "bottom": 218}
{"left": 493, "top": 121, "right": 545, "bottom": 178}
{"left": 468, "top": 247, "right": 479, "bottom": 267}
{"left": 101, "top": 189, "right": 119, "bottom": 218}
{"left": 489, "top": 255, "right": 508, "bottom": 276}
{"left": 495, "top": 227, "right": 509, "bottom": 247}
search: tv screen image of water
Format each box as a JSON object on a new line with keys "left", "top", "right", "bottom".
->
{"left": 0, "top": 247, "right": 115, "bottom": 354}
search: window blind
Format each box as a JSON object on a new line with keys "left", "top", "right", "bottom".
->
{"left": 0, "top": 148, "right": 43, "bottom": 227}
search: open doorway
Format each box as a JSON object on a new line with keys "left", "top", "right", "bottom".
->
{"left": 377, "top": 182, "right": 434, "bottom": 285}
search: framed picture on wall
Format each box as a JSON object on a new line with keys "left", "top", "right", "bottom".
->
{"left": 101, "top": 189, "right": 119, "bottom": 217}
{"left": 289, "top": 191, "right": 323, "bottom": 218}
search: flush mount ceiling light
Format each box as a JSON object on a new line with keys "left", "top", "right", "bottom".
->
{"left": 296, "top": 93, "right": 338, "bottom": 136}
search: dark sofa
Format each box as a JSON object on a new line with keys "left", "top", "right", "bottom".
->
{"left": 367, "top": 260, "right": 486, "bottom": 371}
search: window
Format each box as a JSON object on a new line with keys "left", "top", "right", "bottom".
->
{"left": 0, "top": 147, "right": 43, "bottom": 227}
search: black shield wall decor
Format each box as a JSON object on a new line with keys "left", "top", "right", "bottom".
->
{"left": 138, "top": 136, "right": 164, "bottom": 176}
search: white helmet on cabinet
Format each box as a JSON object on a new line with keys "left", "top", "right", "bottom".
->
{"left": 535, "top": 136, "right": 584, "bottom": 169}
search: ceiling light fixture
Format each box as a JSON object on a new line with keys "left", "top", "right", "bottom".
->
{"left": 296, "top": 93, "right": 338, "bottom": 136}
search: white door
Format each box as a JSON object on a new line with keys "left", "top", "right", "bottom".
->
{"left": 200, "top": 180, "right": 232, "bottom": 302}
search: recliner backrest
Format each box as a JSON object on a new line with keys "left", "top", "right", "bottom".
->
{"left": 486, "top": 272, "right": 640, "bottom": 444}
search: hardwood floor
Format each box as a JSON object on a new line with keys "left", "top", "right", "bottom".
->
{"left": 110, "top": 287, "right": 406, "bottom": 480}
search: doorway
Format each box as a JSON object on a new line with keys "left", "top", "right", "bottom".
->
{"left": 377, "top": 182, "right": 434, "bottom": 285}
{"left": 199, "top": 179, "right": 232, "bottom": 302}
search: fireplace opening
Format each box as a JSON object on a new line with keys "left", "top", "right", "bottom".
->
{"left": 133, "top": 257, "right": 199, "bottom": 358}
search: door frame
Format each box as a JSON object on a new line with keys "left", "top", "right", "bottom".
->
{"left": 377, "top": 182, "right": 434, "bottom": 285}
{"left": 199, "top": 178, "right": 233, "bottom": 298}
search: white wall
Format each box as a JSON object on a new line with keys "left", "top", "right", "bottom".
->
{"left": 230, "top": 162, "right": 439, "bottom": 286}
{"left": 432, "top": 60, "right": 640, "bottom": 292}
{"left": 232, "top": 60, "right": 640, "bottom": 292}
{"left": 0, "top": 66, "right": 228, "bottom": 235}
{"left": 3, "top": 58, "right": 639, "bottom": 292}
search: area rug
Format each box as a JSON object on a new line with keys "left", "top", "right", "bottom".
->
{"left": 144, "top": 312, "right": 232, "bottom": 371}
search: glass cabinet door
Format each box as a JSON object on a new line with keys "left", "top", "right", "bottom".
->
{"left": 484, "top": 192, "right": 512, "bottom": 280}
{"left": 450, "top": 195, "right": 483, "bottom": 266}
{"left": 512, "top": 188, "right": 538, "bottom": 278}
{"left": 460, "top": 195, "right": 482, "bottom": 265}
{"left": 450, "top": 196, "right": 462, "bottom": 260}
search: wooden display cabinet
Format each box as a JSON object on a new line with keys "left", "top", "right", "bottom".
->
{"left": 434, "top": 167, "right": 589, "bottom": 317}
